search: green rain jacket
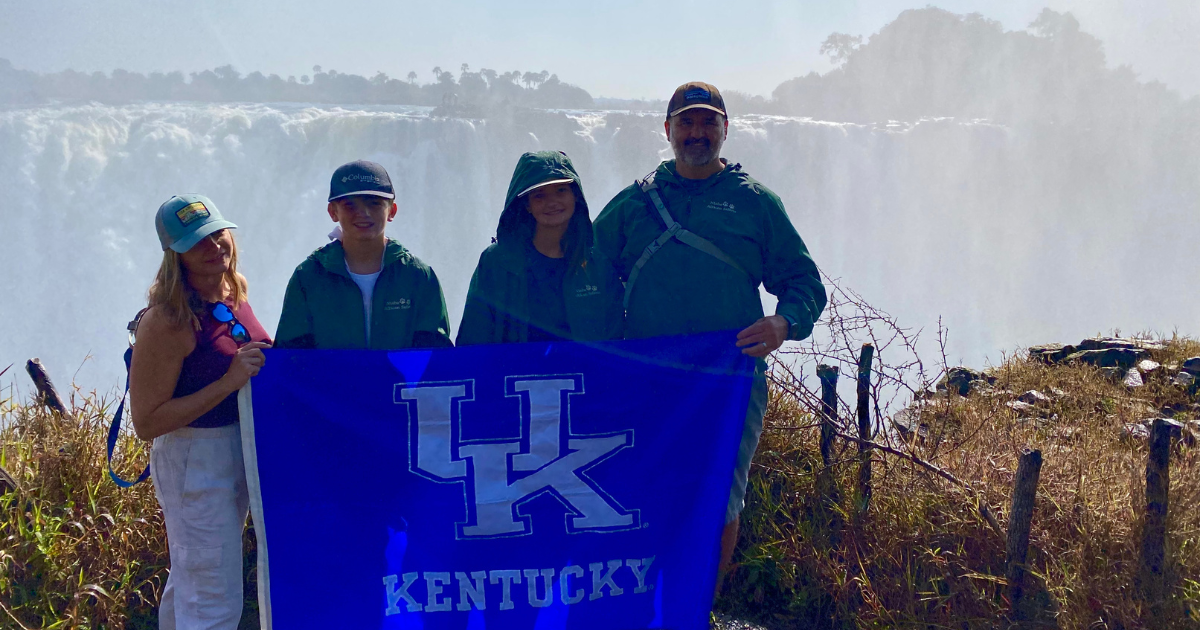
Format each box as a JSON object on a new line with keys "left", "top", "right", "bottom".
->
{"left": 593, "top": 159, "right": 826, "bottom": 340}
{"left": 456, "top": 151, "right": 624, "bottom": 345}
{"left": 275, "top": 238, "right": 452, "bottom": 349}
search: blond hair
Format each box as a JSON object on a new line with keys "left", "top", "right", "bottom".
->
{"left": 147, "top": 234, "right": 248, "bottom": 331}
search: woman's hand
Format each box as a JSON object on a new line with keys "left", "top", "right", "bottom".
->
{"left": 221, "top": 342, "right": 271, "bottom": 391}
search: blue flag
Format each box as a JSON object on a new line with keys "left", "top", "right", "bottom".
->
{"left": 239, "top": 332, "right": 754, "bottom": 629}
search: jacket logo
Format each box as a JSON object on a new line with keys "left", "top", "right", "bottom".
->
{"left": 574, "top": 284, "right": 600, "bottom": 298}
{"left": 706, "top": 200, "right": 736, "bottom": 213}
{"left": 395, "top": 376, "right": 638, "bottom": 539}
{"left": 385, "top": 298, "right": 412, "bottom": 311}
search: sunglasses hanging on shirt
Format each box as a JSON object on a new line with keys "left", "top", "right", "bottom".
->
{"left": 211, "top": 303, "right": 251, "bottom": 345}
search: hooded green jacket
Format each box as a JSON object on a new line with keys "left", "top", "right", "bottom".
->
{"left": 275, "top": 238, "right": 452, "bottom": 349}
{"left": 456, "top": 151, "right": 624, "bottom": 345}
{"left": 593, "top": 159, "right": 826, "bottom": 340}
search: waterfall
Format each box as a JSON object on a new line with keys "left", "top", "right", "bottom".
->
{"left": 2, "top": 101, "right": 1196, "bottom": 394}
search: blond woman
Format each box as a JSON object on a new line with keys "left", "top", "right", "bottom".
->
{"left": 130, "top": 194, "right": 270, "bottom": 630}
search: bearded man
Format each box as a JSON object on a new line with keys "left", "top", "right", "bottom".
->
{"left": 592, "top": 81, "right": 827, "bottom": 589}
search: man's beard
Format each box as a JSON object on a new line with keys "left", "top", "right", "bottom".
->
{"left": 672, "top": 136, "right": 722, "bottom": 168}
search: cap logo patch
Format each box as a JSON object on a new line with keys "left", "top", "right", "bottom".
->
{"left": 684, "top": 88, "right": 711, "bottom": 101}
{"left": 176, "top": 202, "right": 210, "bottom": 225}
{"left": 342, "top": 174, "right": 385, "bottom": 185}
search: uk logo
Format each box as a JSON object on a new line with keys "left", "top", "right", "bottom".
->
{"left": 394, "top": 375, "right": 639, "bottom": 539}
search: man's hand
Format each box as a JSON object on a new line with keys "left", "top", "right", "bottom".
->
{"left": 735, "top": 315, "right": 788, "bottom": 357}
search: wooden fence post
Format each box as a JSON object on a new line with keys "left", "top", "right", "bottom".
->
{"left": 817, "top": 364, "right": 839, "bottom": 470}
{"left": 856, "top": 344, "right": 875, "bottom": 516}
{"left": 1005, "top": 448, "right": 1043, "bottom": 621}
{"left": 25, "top": 358, "right": 67, "bottom": 415}
{"left": 816, "top": 365, "right": 841, "bottom": 518}
{"left": 1139, "top": 418, "right": 1171, "bottom": 624}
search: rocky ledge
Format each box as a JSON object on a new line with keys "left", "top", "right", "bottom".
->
{"left": 892, "top": 336, "right": 1200, "bottom": 443}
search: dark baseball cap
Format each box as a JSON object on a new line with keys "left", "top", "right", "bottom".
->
{"left": 667, "top": 81, "right": 727, "bottom": 119}
{"left": 328, "top": 160, "right": 395, "bottom": 202}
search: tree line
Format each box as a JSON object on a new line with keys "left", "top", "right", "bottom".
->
{"left": 1, "top": 8, "right": 1195, "bottom": 125}
{"left": 0, "top": 61, "right": 594, "bottom": 110}
{"left": 769, "top": 8, "right": 1196, "bottom": 125}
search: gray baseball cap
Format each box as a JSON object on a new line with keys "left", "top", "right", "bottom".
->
{"left": 155, "top": 194, "right": 238, "bottom": 253}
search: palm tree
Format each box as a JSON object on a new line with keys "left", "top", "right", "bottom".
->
{"left": 432, "top": 66, "right": 442, "bottom": 80}
{"left": 407, "top": 71, "right": 417, "bottom": 84}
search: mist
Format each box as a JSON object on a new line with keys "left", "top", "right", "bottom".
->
{"left": 0, "top": 7, "right": 1197, "bottom": 396}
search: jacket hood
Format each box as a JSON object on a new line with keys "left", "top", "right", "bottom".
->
{"left": 497, "top": 151, "right": 591, "bottom": 247}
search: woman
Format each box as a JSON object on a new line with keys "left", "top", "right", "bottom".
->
{"left": 457, "top": 151, "right": 623, "bottom": 344}
{"left": 130, "top": 194, "right": 270, "bottom": 630}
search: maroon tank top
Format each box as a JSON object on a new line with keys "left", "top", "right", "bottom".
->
{"left": 173, "top": 300, "right": 271, "bottom": 428}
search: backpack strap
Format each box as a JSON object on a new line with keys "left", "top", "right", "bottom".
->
{"left": 108, "top": 310, "right": 150, "bottom": 487}
{"left": 623, "top": 172, "right": 749, "bottom": 310}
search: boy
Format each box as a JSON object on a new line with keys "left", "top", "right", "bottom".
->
{"left": 275, "top": 160, "right": 452, "bottom": 349}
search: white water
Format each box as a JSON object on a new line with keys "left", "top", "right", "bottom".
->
{"left": 1, "top": 101, "right": 1197, "bottom": 396}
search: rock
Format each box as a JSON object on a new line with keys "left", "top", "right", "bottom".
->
{"left": 1049, "top": 387, "right": 1067, "bottom": 398}
{"left": 712, "top": 613, "right": 769, "bottom": 630}
{"left": 1064, "top": 348, "right": 1147, "bottom": 370}
{"left": 937, "top": 366, "right": 993, "bottom": 397}
{"left": 1138, "top": 359, "right": 1161, "bottom": 374}
{"left": 1174, "top": 372, "right": 1196, "bottom": 388}
{"left": 1124, "top": 423, "right": 1150, "bottom": 440}
{"left": 891, "top": 405, "right": 929, "bottom": 440}
{"left": 1029, "top": 344, "right": 1075, "bottom": 364}
{"left": 1100, "top": 367, "right": 1125, "bottom": 381}
{"left": 1123, "top": 368, "right": 1144, "bottom": 388}
{"left": 1018, "top": 390, "right": 1052, "bottom": 405}
{"left": 1007, "top": 400, "right": 1037, "bottom": 414}
{"left": 1079, "top": 337, "right": 1165, "bottom": 352}
{"left": 1128, "top": 418, "right": 1195, "bottom": 445}
{"left": 967, "top": 379, "right": 993, "bottom": 395}
{"left": 1182, "top": 357, "right": 1200, "bottom": 375}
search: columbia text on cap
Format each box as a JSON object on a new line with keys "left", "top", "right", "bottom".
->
{"left": 667, "top": 81, "right": 727, "bottom": 119}
{"left": 328, "top": 160, "right": 396, "bottom": 202}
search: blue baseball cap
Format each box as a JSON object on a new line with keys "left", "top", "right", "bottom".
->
{"left": 155, "top": 194, "right": 238, "bottom": 253}
{"left": 329, "top": 160, "right": 396, "bottom": 202}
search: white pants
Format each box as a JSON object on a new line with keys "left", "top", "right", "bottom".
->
{"left": 151, "top": 424, "right": 249, "bottom": 630}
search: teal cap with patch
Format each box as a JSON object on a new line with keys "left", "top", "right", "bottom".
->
{"left": 154, "top": 194, "right": 238, "bottom": 253}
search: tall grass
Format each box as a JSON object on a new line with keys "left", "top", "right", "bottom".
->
{"left": 717, "top": 337, "right": 1200, "bottom": 629}
{"left": 0, "top": 387, "right": 258, "bottom": 629}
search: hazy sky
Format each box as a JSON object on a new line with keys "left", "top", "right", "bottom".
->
{"left": 1, "top": 0, "right": 1196, "bottom": 99}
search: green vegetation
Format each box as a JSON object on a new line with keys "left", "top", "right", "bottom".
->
{"left": 0, "top": 390, "right": 258, "bottom": 629}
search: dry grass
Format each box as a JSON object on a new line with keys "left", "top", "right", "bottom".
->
{"left": 716, "top": 336, "right": 1200, "bottom": 629}
{"left": 0, "top": 387, "right": 258, "bottom": 629}
{"left": 3, "top": 323, "right": 1198, "bottom": 628}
